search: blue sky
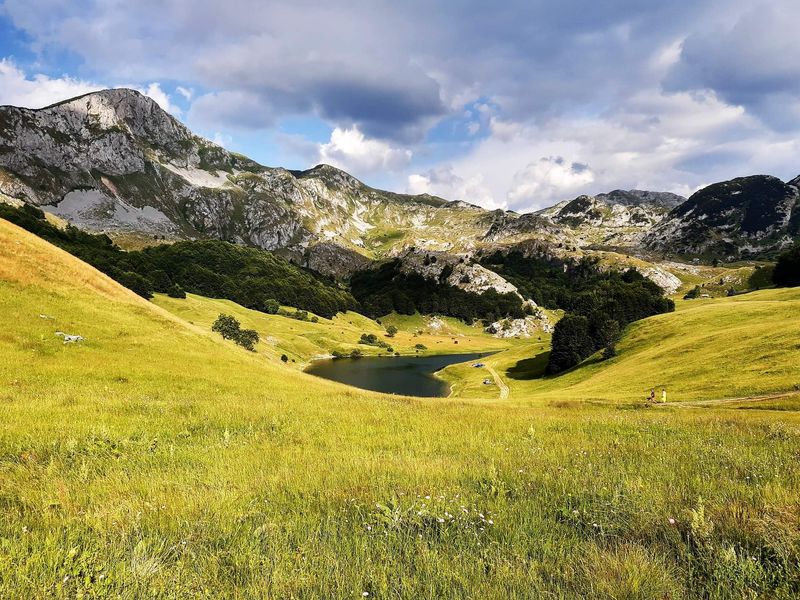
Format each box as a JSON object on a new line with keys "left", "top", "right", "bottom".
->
{"left": 1, "top": 0, "right": 799, "bottom": 211}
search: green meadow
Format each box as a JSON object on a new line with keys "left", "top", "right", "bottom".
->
{"left": 1, "top": 218, "right": 798, "bottom": 598}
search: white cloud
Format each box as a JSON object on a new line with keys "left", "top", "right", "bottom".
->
{"left": 0, "top": 59, "right": 102, "bottom": 108}
{"left": 407, "top": 165, "right": 501, "bottom": 209}
{"left": 176, "top": 86, "right": 194, "bottom": 101}
{"left": 134, "top": 83, "right": 181, "bottom": 116}
{"left": 318, "top": 126, "right": 412, "bottom": 174}
{"left": 507, "top": 157, "right": 594, "bottom": 206}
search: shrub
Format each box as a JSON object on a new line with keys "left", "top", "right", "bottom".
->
{"left": 747, "top": 265, "right": 774, "bottom": 290}
{"left": 211, "top": 314, "right": 258, "bottom": 351}
{"left": 350, "top": 349, "right": 363, "bottom": 359}
{"left": 683, "top": 286, "right": 702, "bottom": 300}
{"left": 166, "top": 283, "right": 186, "bottom": 299}
{"left": 264, "top": 299, "right": 280, "bottom": 314}
{"left": 772, "top": 244, "right": 800, "bottom": 287}
{"left": 236, "top": 328, "right": 259, "bottom": 352}
{"left": 280, "top": 354, "right": 289, "bottom": 363}
{"left": 414, "top": 343, "right": 427, "bottom": 351}
{"left": 212, "top": 314, "right": 241, "bottom": 340}
{"left": 115, "top": 271, "right": 153, "bottom": 299}
{"left": 386, "top": 325, "right": 398, "bottom": 337}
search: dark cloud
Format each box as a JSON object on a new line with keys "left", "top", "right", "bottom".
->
{"left": 665, "top": 1, "right": 800, "bottom": 130}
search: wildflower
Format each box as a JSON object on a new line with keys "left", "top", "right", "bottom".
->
{"left": 668, "top": 518, "right": 676, "bottom": 525}
{"left": 437, "top": 518, "right": 444, "bottom": 523}
{"left": 425, "top": 495, "right": 430, "bottom": 500}
{"left": 488, "top": 519, "right": 494, "bottom": 525}
{"left": 362, "top": 593, "right": 369, "bottom": 597}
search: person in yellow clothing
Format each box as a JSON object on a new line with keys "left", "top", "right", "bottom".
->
{"left": 661, "top": 388, "right": 667, "bottom": 403}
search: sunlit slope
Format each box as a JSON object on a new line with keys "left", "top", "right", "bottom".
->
{"left": 0, "top": 217, "right": 360, "bottom": 412}
{"left": 152, "top": 295, "right": 513, "bottom": 366}
{"left": 1, "top": 218, "right": 799, "bottom": 598}
{"left": 506, "top": 289, "right": 800, "bottom": 403}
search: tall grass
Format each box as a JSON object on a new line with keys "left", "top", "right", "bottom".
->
{"left": 0, "top": 219, "right": 798, "bottom": 598}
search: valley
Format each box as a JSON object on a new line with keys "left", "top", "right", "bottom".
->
{"left": 0, "top": 88, "right": 799, "bottom": 599}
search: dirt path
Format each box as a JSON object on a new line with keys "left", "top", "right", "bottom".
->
{"left": 486, "top": 365, "right": 509, "bottom": 400}
{"left": 658, "top": 391, "right": 798, "bottom": 409}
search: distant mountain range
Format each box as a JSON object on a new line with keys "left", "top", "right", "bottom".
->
{"left": 1, "top": 88, "right": 798, "bottom": 281}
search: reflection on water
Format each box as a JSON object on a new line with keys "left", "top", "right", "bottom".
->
{"left": 305, "top": 352, "right": 493, "bottom": 397}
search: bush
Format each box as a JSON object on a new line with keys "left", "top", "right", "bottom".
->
{"left": 212, "top": 314, "right": 241, "bottom": 340}
{"left": 360, "top": 333, "right": 379, "bottom": 345}
{"left": 747, "top": 265, "right": 774, "bottom": 290}
{"left": 280, "top": 354, "right": 289, "bottom": 363}
{"left": 166, "top": 283, "right": 186, "bottom": 299}
{"left": 386, "top": 325, "right": 398, "bottom": 337}
{"left": 414, "top": 343, "right": 427, "bottom": 351}
{"left": 236, "top": 328, "right": 260, "bottom": 352}
{"left": 350, "top": 349, "right": 363, "bottom": 359}
{"left": 264, "top": 299, "right": 280, "bottom": 314}
{"left": 772, "top": 245, "right": 800, "bottom": 287}
{"left": 683, "top": 286, "right": 702, "bottom": 300}
{"left": 115, "top": 271, "right": 153, "bottom": 299}
{"left": 211, "top": 314, "right": 259, "bottom": 351}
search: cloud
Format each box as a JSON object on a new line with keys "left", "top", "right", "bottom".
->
{"left": 176, "top": 86, "right": 193, "bottom": 101}
{"left": 407, "top": 165, "right": 500, "bottom": 209}
{"left": 318, "top": 126, "right": 412, "bottom": 174}
{"left": 2, "top": 0, "right": 800, "bottom": 209}
{"left": 666, "top": 1, "right": 800, "bottom": 129}
{"left": 507, "top": 157, "right": 595, "bottom": 206}
{"left": 0, "top": 59, "right": 102, "bottom": 108}
{"left": 134, "top": 83, "right": 181, "bottom": 116}
{"left": 187, "top": 90, "right": 274, "bottom": 130}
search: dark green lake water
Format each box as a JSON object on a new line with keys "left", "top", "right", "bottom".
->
{"left": 305, "top": 352, "right": 493, "bottom": 397}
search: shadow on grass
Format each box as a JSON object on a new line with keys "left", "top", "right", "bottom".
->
{"left": 506, "top": 350, "right": 550, "bottom": 380}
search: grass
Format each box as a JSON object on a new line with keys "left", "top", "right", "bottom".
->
{"left": 1, "top": 218, "right": 799, "bottom": 598}
{"left": 440, "top": 288, "right": 800, "bottom": 405}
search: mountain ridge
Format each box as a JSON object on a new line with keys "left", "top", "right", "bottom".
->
{"left": 1, "top": 87, "right": 798, "bottom": 276}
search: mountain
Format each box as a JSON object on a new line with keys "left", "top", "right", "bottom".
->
{"left": 644, "top": 175, "right": 800, "bottom": 258}
{"left": 486, "top": 189, "right": 685, "bottom": 249}
{"left": 3, "top": 87, "right": 797, "bottom": 284}
{"left": 0, "top": 89, "right": 490, "bottom": 276}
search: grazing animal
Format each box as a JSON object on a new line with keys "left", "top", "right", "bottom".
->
{"left": 55, "top": 332, "right": 85, "bottom": 344}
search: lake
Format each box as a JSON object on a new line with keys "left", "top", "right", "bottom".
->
{"left": 305, "top": 352, "right": 494, "bottom": 397}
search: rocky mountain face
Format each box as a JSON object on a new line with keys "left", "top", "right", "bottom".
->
{"left": 0, "top": 89, "right": 490, "bottom": 277}
{"left": 2, "top": 88, "right": 797, "bottom": 298}
{"left": 644, "top": 175, "right": 800, "bottom": 258}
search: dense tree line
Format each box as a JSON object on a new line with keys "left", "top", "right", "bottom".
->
{"left": 479, "top": 251, "right": 602, "bottom": 309}
{"left": 546, "top": 270, "right": 674, "bottom": 373}
{"left": 349, "top": 259, "right": 525, "bottom": 322}
{"left": 772, "top": 244, "right": 800, "bottom": 287}
{"left": 480, "top": 251, "right": 674, "bottom": 374}
{"left": 0, "top": 203, "right": 356, "bottom": 318}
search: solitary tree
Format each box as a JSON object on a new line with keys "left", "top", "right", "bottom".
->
{"left": 386, "top": 325, "right": 398, "bottom": 338}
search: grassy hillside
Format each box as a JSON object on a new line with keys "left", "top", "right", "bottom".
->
{"left": 152, "top": 295, "right": 513, "bottom": 366}
{"left": 1, "top": 218, "right": 799, "bottom": 598}
{"left": 443, "top": 288, "right": 800, "bottom": 404}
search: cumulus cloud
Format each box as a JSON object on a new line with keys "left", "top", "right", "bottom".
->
{"left": 2, "top": 0, "right": 799, "bottom": 209}
{"left": 318, "top": 126, "right": 412, "bottom": 174}
{"left": 0, "top": 59, "right": 102, "bottom": 108}
{"left": 507, "top": 157, "right": 595, "bottom": 206}
{"left": 133, "top": 83, "right": 182, "bottom": 116}
{"left": 666, "top": 1, "right": 800, "bottom": 129}
{"left": 407, "top": 165, "right": 500, "bottom": 209}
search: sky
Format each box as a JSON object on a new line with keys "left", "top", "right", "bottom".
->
{"left": 1, "top": 0, "right": 799, "bottom": 212}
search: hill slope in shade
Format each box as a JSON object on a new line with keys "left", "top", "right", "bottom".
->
{"left": 645, "top": 175, "right": 800, "bottom": 258}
